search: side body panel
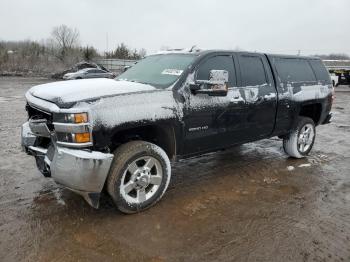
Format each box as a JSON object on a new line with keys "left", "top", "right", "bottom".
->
{"left": 63, "top": 51, "right": 333, "bottom": 161}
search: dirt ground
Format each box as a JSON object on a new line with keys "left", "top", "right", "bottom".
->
{"left": 0, "top": 77, "right": 349, "bottom": 262}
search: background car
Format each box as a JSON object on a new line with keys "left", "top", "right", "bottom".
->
{"left": 63, "top": 68, "right": 115, "bottom": 80}
{"left": 51, "top": 61, "right": 110, "bottom": 79}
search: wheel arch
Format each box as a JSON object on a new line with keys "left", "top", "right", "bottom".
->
{"left": 298, "top": 102, "right": 322, "bottom": 125}
{"left": 110, "top": 123, "right": 178, "bottom": 161}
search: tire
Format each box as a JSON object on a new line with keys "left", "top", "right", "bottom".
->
{"left": 76, "top": 77, "right": 82, "bottom": 79}
{"left": 283, "top": 117, "right": 316, "bottom": 158}
{"left": 106, "top": 141, "right": 171, "bottom": 214}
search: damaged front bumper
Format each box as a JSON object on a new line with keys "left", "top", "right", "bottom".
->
{"left": 21, "top": 122, "right": 114, "bottom": 208}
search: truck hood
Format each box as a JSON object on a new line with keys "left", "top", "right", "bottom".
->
{"left": 28, "top": 78, "right": 156, "bottom": 107}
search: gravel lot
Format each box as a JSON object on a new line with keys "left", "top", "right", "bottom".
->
{"left": 0, "top": 77, "right": 349, "bottom": 262}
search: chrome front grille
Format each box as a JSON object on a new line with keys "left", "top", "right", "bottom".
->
{"left": 26, "top": 104, "right": 54, "bottom": 131}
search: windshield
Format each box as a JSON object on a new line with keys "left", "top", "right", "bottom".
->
{"left": 116, "top": 54, "right": 196, "bottom": 88}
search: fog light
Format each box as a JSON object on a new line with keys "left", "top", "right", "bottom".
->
{"left": 75, "top": 132, "right": 91, "bottom": 143}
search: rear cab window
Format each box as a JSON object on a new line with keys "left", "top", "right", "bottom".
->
{"left": 309, "top": 59, "right": 331, "bottom": 84}
{"left": 274, "top": 58, "right": 316, "bottom": 83}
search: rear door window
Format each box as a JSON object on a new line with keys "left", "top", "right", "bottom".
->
{"left": 239, "top": 55, "right": 267, "bottom": 86}
{"left": 309, "top": 60, "right": 331, "bottom": 83}
{"left": 275, "top": 58, "right": 316, "bottom": 83}
{"left": 196, "top": 55, "right": 236, "bottom": 86}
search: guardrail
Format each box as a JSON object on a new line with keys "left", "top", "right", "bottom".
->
{"left": 323, "top": 60, "right": 350, "bottom": 71}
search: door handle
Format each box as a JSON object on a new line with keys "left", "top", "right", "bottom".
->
{"left": 230, "top": 96, "right": 244, "bottom": 103}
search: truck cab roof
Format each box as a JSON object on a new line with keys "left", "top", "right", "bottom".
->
{"left": 154, "top": 49, "right": 323, "bottom": 62}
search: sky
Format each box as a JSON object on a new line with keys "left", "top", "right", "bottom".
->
{"left": 1, "top": 0, "right": 349, "bottom": 56}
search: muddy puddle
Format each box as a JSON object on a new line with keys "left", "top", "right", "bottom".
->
{"left": 0, "top": 77, "right": 349, "bottom": 262}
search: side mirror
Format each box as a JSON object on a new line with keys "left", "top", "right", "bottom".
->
{"left": 190, "top": 70, "right": 229, "bottom": 97}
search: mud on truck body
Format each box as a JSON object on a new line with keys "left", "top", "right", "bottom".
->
{"left": 21, "top": 50, "right": 333, "bottom": 213}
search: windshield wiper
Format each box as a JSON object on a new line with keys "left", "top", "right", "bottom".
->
{"left": 128, "top": 79, "right": 149, "bottom": 85}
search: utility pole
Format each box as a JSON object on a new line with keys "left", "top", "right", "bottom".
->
{"left": 106, "top": 33, "right": 109, "bottom": 58}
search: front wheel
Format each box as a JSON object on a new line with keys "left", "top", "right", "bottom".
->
{"left": 106, "top": 141, "right": 171, "bottom": 214}
{"left": 283, "top": 117, "right": 316, "bottom": 158}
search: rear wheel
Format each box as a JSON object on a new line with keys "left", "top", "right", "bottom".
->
{"left": 107, "top": 141, "right": 171, "bottom": 214}
{"left": 283, "top": 117, "right": 316, "bottom": 158}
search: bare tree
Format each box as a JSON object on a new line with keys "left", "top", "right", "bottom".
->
{"left": 138, "top": 48, "right": 147, "bottom": 58}
{"left": 51, "top": 25, "right": 80, "bottom": 61}
{"left": 82, "top": 45, "right": 99, "bottom": 61}
{"left": 105, "top": 43, "right": 146, "bottom": 59}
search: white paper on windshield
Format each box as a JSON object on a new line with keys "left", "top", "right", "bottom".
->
{"left": 161, "top": 69, "right": 183, "bottom": 76}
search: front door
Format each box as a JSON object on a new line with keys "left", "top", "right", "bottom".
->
{"left": 183, "top": 54, "right": 238, "bottom": 155}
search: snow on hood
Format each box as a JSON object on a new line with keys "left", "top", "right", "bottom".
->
{"left": 28, "top": 78, "right": 156, "bottom": 106}
{"left": 74, "top": 90, "right": 181, "bottom": 128}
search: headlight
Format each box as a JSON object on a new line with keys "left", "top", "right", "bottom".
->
{"left": 53, "top": 113, "right": 88, "bottom": 123}
{"left": 53, "top": 112, "right": 92, "bottom": 146}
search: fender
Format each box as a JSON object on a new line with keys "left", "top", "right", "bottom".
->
{"left": 75, "top": 89, "right": 185, "bottom": 158}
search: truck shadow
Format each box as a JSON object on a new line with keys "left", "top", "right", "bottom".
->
{"left": 25, "top": 139, "right": 335, "bottom": 261}
{"left": 32, "top": 138, "right": 311, "bottom": 214}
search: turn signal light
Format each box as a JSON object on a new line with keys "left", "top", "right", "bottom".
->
{"left": 75, "top": 132, "right": 91, "bottom": 143}
{"left": 331, "top": 87, "right": 335, "bottom": 106}
{"left": 74, "top": 113, "right": 88, "bottom": 123}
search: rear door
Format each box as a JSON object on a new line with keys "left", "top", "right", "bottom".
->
{"left": 229, "top": 53, "right": 277, "bottom": 141}
{"left": 84, "top": 69, "right": 96, "bottom": 78}
{"left": 95, "top": 69, "right": 108, "bottom": 78}
{"left": 91, "top": 69, "right": 103, "bottom": 78}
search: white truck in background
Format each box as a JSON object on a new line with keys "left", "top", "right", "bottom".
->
{"left": 330, "top": 73, "right": 339, "bottom": 87}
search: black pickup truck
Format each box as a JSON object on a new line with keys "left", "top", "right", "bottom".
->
{"left": 21, "top": 50, "right": 333, "bottom": 213}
